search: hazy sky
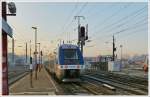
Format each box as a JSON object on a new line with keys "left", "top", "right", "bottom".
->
{"left": 7, "top": 2, "right": 148, "bottom": 57}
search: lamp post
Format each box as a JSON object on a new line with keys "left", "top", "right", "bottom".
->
{"left": 32, "top": 26, "right": 38, "bottom": 80}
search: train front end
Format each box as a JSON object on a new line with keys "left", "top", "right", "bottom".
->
{"left": 58, "top": 44, "right": 84, "bottom": 82}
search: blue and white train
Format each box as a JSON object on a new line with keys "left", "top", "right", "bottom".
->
{"left": 49, "top": 44, "right": 84, "bottom": 82}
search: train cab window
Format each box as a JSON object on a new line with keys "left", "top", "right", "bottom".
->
{"left": 63, "top": 49, "right": 79, "bottom": 64}
{"left": 64, "top": 49, "right": 78, "bottom": 59}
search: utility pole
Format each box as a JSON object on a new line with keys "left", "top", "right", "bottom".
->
{"left": 25, "top": 42, "right": 27, "bottom": 64}
{"left": 32, "top": 27, "right": 38, "bottom": 80}
{"left": 112, "top": 35, "right": 116, "bottom": 61}
{"left": 12, "top": 38, "right": 15, "bottom": 66}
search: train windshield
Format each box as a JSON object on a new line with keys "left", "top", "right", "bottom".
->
{"left": 63, "top": 49, "right": 79, "bottom": 64}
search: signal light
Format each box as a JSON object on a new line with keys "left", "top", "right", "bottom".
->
{"left": 80, "top": 26, "right": 85, "bottom": 37}
{"left": 113, "top": 48, "right": 116, "bottom": 51}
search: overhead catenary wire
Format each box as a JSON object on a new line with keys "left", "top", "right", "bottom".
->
{"left": 108, "top": 20, "right": 147, "bottom": 41}
{"left": 91, "top": 5, "right": 147, "bottom": 38}
{"left": 51, "top": 2, "right": 79, "bottom": 43}
{"left": 67, "top": 2, "right": 88, "bottom": 43}
{"left": 86, "top": 17, "right": 147, "bottom": 47}
{"left": 90, "top": 6, "right": 147, "bottom": 41}
{"left": 95, "top": 20, "right": 147, "bottom": 43}
{"left": 120, "top": 27, "right": 147, "bottom": 40}
{"left": 94, "top": 7, "right": 147, "bottom": 37}
{"left": 85, "top": 3, "right": 115, "bottom": 19}
{"left": 89, "top": 2, "right": 132, "bottom": 34}
{"left": 53, "top": 2, "right": 88, "bottom": 45}
{"left": 86, "top": 24, "right": 147, "bottom": 52}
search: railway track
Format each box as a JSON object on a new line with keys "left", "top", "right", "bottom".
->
{"left": 80, "top": 76, "right": 134, "bottom": 95}
{"left": 85, "top": 71, "right": 148, "bottom": 85}
{"left": 85, "top": 71, "right": 148, "bottom": 90}
{"left": 46, "top": 66, "right": 128, "bottom": 95}
{"left": 92, "top": 73, "right": 148, "bottom": 91}
{"left": 82, "top": 74, "right": 148, "bottom": 95}
{"left": 98, "top": 71, "right": 148, "bottom": 85}
{"left": 59, "top": 82, "right": 94, "bottom": 95}
{"left": 45, "top": 66, "right": 148, "bottom": 95}
{"left": 75, "top": 80, "right": 116, "bottom": 95}
{"left": 45, "top": 66, "right": 97, "bottom": 95}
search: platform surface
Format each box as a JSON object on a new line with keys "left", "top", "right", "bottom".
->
{"left": 9, "top": 67, "right": 56, "bottom": 95}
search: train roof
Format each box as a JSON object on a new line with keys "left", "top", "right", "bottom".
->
{"left": 59, "top": 44, "right": 78, "bottom": 49}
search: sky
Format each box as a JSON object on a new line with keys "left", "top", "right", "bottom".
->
{"left": 7, "top": 1, "right": 148, "bottom": 58}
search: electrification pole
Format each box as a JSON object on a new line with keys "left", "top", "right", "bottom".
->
{"left": 112, "top": 35, "right": 116, "bottom": 61}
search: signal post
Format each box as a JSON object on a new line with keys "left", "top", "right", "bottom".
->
{"left": 2, "top": 2, "right": 16, "bottom": 95}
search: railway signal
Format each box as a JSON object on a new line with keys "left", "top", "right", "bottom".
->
{"left": 74, "top": 16, "right": 89, "bottom": 55}
{"left": 74, "top": 16, "right": 85, "bottom": 47}
{"left": 80, "top": 26, "right": 85, "bottom": 38}
{"left": 79, "top": 25, "right": 88, "bottom": 54}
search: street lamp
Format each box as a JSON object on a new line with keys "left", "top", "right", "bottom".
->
{"left": 32, "top": 26, "right": 38, "bottom": 80}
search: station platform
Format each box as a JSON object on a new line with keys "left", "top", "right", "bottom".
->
{"left": 9, "top": 66, "right": 57, "bottom": 95}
